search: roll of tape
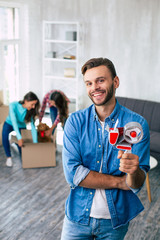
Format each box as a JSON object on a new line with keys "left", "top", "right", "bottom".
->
{"left": 123, "top": 122, "right": 143, "bottom": 144}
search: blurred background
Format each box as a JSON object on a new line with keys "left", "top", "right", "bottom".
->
{"left": 0, "top": 0, "right": 159, "bottom": 110}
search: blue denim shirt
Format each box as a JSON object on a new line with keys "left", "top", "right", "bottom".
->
{"left": 62, "top": 100, "right": 150, "bottom": 229}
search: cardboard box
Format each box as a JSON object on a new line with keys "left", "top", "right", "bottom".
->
{"left": 0, "top": 91, "right": 9, "bottom": 145}
{"left": 0, "top": 105, "right": 9, "bottom": 123}
{"left": 22, "top": 142, "right": 56, "bottom": 168}
{"left": 0, "top": 122, "right": 3, "bottom": 145}
{"left": 64, "top": 68, "right": 75, "bottom": 78}
{"left": 0, "top": 105, "right": 9, "bottom": 145}
{"left": 0, "top": 90, "right": 4, "bottom": 105}
{"left": 11, "top": 129, "right": 56, "bottom": 168}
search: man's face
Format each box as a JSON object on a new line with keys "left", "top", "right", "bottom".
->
{"left": 84, "top": 65, "right": 118, "bottom": 106}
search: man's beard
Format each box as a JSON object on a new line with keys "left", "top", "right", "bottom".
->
{"left": 89, "top": 82, "right": 114, "bottom": 106}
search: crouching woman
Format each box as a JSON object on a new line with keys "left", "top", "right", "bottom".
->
{"left": 2, "top": 91, "right": 40, "bottom": 167}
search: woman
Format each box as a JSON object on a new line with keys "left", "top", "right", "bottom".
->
{"left": 2, "top": 91, "right": 40, "bottom": 167}
{"left": 39, "top": 90, "right": 69, "bottom": 136}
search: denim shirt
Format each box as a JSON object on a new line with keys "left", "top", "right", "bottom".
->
{"left": 62, "top": 100, "right": 150, "bottom": 229}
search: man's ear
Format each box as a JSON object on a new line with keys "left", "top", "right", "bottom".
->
{"left": 114, "top": 76, "right": 119, "bottom": 89}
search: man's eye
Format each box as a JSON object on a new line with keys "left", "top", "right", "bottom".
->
{"left": 98, "top": 79, "right": 104, "bottom": 83}
{"left": 86, "top": 82, "right": 91, "bottom": 86}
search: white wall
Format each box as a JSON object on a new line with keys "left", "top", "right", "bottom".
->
{"left": 1, "top": 0, "right": 160, "bottom": 108}
{"left": 42, "top": 0, "right": 160, "bottom": 109}
{"left": 20, "top": 0, "right": 42, "bottom": 100}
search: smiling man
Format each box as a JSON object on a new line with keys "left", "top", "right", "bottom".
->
{"left": 61, "top": 58, "right": 150, "bottom": 240}
{"left": 85, "top": 65, "right": 116, "bottom": 107}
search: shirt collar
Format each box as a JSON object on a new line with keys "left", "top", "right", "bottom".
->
{"left": 92, "top": 99, "right": 121, "bottom": 124}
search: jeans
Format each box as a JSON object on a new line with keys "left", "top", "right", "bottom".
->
{"left": 61, "top": 216, "right": 129, "bottom": 240}
{"left": 50, "top": 106, "right": 58, "bottom": 134}
{"left": 2, "top": 121, "right": 25, "bottom": 157}
{"left": 50, "top": 106, "right": 66, "bottom": 133}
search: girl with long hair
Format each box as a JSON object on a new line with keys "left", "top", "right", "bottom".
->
{"left": 39, "top": 90, "right": 69, "bottom": 136}
{"left": 2, "top": 91, "right": 40, "bottom": 167}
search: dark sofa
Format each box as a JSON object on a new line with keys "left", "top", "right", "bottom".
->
{"left": 117, "top": 96, "right": 160, "bottom": 162}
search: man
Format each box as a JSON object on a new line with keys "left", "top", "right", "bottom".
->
{"left": 61, "top": 58, "right": 150, "bottom": 240}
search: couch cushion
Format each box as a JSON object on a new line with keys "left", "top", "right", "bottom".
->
{"left": 150, "top": 131, "right": 160, "bottom": 153}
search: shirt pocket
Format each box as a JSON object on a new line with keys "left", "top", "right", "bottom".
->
{"left": 108, "top": 146, "right": 121, "bottom": 174}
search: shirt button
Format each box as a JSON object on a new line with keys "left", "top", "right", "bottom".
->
{"left": 90, "top": 192, "right": 92, "bottom": 195}
{"left": 112, "top": 119, "right": 114, "bottom": 122}
{"left": 86, "top": 209, "right": 89, "bottom": 211}
{"left": 97, "top": 161, "right": 99, "bottom": 163}
{"left": 98, "top": 128, "right": 101, "bottom": 131}
{"left": 99, "top": 145, "right": 101, "bottom": 148}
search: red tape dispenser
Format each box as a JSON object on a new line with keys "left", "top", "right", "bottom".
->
{"left": 109, "top": 120, "right": 143, "bottom": 153}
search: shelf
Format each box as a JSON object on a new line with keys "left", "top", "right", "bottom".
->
{"left": 44, "top": 75, "right": 77, "bottom": 81}
{"left": 43, "top": 21, "right": 79, "bottom": 111}
{"left": 44, "top": 39, "right": 77, "bottom": 44}
{"left": 44, "top": 58, "right": 77, "bottom": 63}
{"left": 44, "top": 21, "right": 79, "bottom": 25}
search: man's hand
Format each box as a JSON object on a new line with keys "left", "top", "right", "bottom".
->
{"left": 18, "top": 139, "right": 24, "bottom": 147}
{"left": 118, "top": 150, "right": 145, "bottom": 189}
{"left": 118, "top": 151, "right": 139, "bottom": 175}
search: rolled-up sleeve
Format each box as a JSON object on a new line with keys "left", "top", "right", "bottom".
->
{"left": 133, "top": 118, "right": 150, "bottom": 173}
{"left": 62, "top": 114, "right": 90, "bottom": 188}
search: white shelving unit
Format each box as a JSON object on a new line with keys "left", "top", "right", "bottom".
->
{"left": 42, "top": 21, "right": 79, "bottom": 112}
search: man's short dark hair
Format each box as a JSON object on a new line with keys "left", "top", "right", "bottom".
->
{"left": 81, "top": 57, "right": 117, "bottom": 79}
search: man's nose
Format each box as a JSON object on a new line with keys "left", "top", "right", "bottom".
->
{"left": 91, "top": 82, "right": 99, "bottom": 91}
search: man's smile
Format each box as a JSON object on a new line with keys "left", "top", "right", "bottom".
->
{"left": 91, "top": 91, "right": 105, "bottom": 97}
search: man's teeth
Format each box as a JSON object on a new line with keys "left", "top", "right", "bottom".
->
{"left": 93, "top": 93, "right": 103, "bottom": 96}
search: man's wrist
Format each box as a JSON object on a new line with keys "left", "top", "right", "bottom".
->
{"left": 116, "top": 175, "right": 130, "bottom": 190}
{"left": 126, "top": 167, "right": 145, "bottom": 189}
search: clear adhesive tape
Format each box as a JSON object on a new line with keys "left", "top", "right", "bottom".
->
{"left": 123, "top": 122, "right": 143, "bottom": 144}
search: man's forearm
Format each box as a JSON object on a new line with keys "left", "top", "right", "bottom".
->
{"left": 118, "top": 151, "right": 146, "bottom": 189}
{"left": 79, "top": 171, "right": 129, "bottom": 190}
{"left": 126, "top": 167, "right": 145, "bottom": 189}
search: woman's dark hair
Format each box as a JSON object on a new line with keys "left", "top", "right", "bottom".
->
{"left": 50, "top": 91, "right": 68, "bottom": 126}
{"left": 81, "top": 57, "right": 117, "bottom": 79}
{"left": 19, "top": 91, "right": 40, "bottom": 122}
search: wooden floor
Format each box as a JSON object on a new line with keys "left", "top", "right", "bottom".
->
{"left": 0, "top": 143, "right": 69, "bottom": 240}
{"left": 0, "top": 143, "right": 160, "bottom": 240}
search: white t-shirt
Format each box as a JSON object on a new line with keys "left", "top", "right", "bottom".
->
{"left": 90, "top": 121, "right": 111, "bottom": 219}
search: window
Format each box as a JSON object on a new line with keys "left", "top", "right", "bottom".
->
{"left": 0, "top": 7, "right": 19, "bottom": 39}
{"left": 0, "top": 6, "right": 20, "bottom": 104}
